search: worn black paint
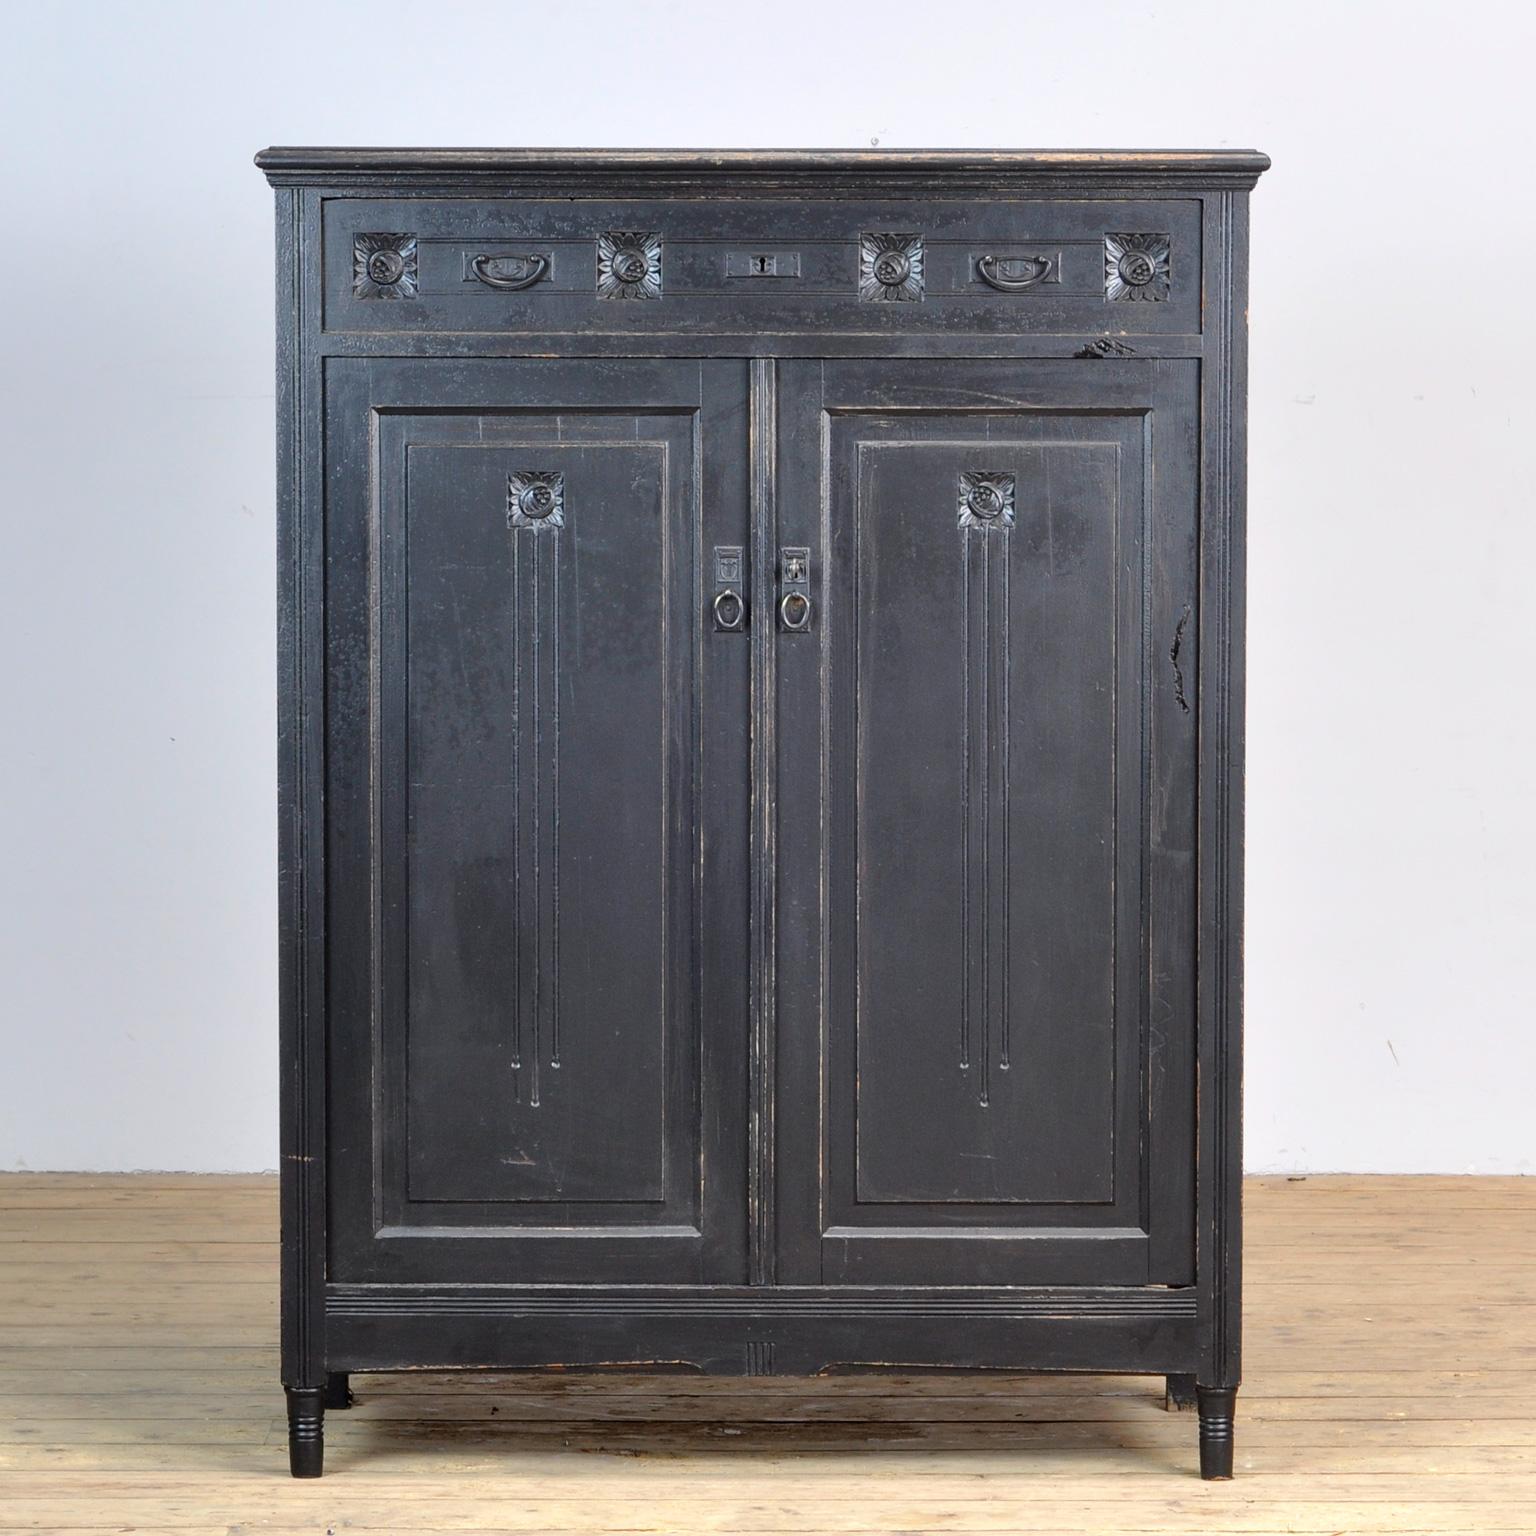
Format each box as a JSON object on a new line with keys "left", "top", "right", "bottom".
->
{"left": 261, "top": 146, "right": 1266, "bottom": 1481}
{"left": 772, "top": 359, "right": 1200, "bottom": 1291}
{"left": 321, "top": 359, "right": 749, "bottom": 1288}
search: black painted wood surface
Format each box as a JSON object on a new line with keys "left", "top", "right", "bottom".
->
{"left": 322, "top": 359, "right": 750, "bottom": 1287}
{"left": 262, "top": 146, "right": 1265, "bottom": 1480}
{"left": 773, "top": 359, "right": 1199, "bottom": 1289}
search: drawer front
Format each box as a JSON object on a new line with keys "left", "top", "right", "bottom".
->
{"left": 322, "top": 198, "right": 1202, "bottom": 335}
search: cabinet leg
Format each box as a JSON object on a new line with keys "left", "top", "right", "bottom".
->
{"left": 1196, "top": 1385, "right": 1237, "bottom": 1479}
{"left": 1165, "top": 1373, "right": 1198, "bottom": 1412}
{"left": 324, "top": 1372, "right": 353, "bottom": 1410}
{"left": 285, "top": 1386, "right": 324, "bottom": 1478}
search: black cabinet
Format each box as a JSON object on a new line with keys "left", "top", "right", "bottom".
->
{"left": 259, "top": 147, "right": 1266, "bottom": 1481}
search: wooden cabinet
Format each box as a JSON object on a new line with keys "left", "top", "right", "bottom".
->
{"left": 259, "top": 147, "right": 1267, "bottom": 1481}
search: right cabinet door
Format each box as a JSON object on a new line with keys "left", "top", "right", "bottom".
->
{"left": 774, "top": 359, "right": 1199, "bottom": 1286}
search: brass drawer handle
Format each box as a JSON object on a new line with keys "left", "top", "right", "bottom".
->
{"left": 470, "top": 253, "right": 550, "bottom": 290}
{"left": 977, "top": 254, "right": 1053, "bottom": 291}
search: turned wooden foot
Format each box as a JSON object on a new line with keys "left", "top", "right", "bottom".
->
{"left": 324, "top": 1372, "right": 353, "bottom": 1409}
{"left": 1165, "top": 1373, "right": 1198, "bottom": 1411}
{"left": 1197, "top": 1384, "right": 1237, "bottom": 1479}
{"left": 285, "top": 1385, "right": 324, "bottom": 1477}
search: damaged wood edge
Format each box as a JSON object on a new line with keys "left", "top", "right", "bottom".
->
{"left": 1171, "top": 606, "right": 1192, "bottom": 714}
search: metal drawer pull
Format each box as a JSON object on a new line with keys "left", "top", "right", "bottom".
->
{"left": 712, "top": 589, "right": 746, "bottom": 632}
{"left": 779, "top": 591, "right": 812, "bottom": 632}
{"left": 470, "top": 253, "right": 550, "bottom": 290}
{"left": 977, "top": 254, "right": 1054, "bottom": 291}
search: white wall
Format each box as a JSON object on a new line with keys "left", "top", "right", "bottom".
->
{"left": 1, "top": 0, "right": 1531, "bottom": 1173}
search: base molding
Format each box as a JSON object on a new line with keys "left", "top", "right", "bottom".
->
{"left": 325, "top": 1284, "right": 1199, "bottom": 1375}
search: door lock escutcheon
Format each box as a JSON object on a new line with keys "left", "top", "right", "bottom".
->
{"left": 712, "top": 546, "right": 747, "bottom": 632}
{"left": 779, "top": 546, "right": 812, "bottom": 632}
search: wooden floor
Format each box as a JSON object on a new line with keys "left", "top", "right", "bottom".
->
{"left": 1, "top": 1176, "right": 1533, "bottom": 1533}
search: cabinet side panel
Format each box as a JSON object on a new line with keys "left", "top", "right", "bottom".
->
{"left": 277, "top": 186, "right": 326, "bottom": 1387}
{"left": 1197, "top": 190, "right": 1248, "bottom": 1387}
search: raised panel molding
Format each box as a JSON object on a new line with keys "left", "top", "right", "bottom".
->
{"left": 833, "top": 417, "right": 1148, "bottom": 1231}
{"left": 353, "top": 393, "right": 702, "bottom": 1236}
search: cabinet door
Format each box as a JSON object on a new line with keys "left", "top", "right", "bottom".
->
{"left": 325, "top": 359, "right": 749, "bottom": 1284}
{"left": 773, "top": 359, "right": 1198, "bottom": 1286}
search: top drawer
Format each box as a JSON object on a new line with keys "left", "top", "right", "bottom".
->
{"left": 321, "top": 198, "right": 1203, "bottom": 336}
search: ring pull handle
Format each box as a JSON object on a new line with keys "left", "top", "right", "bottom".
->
{"left": 977, "top": 254, "right": 1054, "bottom": 292}
{"left": 779, "top": 591, "right": 812, "bottom": 632}
{"left": 712, "top": 589, "right": 746, "bottom": 633}
{"left": 470, "top": 253, "right": 550, "bottom": 291}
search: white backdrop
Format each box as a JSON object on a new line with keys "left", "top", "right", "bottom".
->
{"left": 1, "top": 0, "right": 1531, "bottom": 1173}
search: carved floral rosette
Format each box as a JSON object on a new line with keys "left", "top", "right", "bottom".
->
{"left": 958, "top": 471, "right": 1016, "bottom": 530}
{"left": 1104, "top": 233, "right": 1171, "bottom": 302}
{"left": 507, "top": 469, "right": 566, "bottom": 531}
{"left": 859, "top": 232, "right": 925, "bottom": 302}
{"left": 353, "top": 233, "right": 418, "bottom": 299}
{"left": 597, "top": 232, "right": 662, "bottom": 300}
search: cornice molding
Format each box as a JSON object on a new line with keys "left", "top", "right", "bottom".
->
{"left": 255, "top": 146, "right": 1271, "bottom": 195}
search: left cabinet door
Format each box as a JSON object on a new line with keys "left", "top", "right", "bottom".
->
{"left": 322, "top": 359, "right": 750, "bottom": 1284}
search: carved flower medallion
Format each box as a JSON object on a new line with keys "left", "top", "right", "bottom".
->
{"left": 1104, "top": 233, "right": 1171, "bottom": 302}
{"left": 507, "top": 470, "right": 565, "bottom": 531}
{"left": 353, "top": 233, "right": 418, "bottom": 299}
{"left": 597, "top": 232, "right": 662, "bottom": 299}
{"left": 859, "top": 233, "right": 925, "bottom": 302}
{"left": 958, "top": 471, "right": 1016, "bottom": 530}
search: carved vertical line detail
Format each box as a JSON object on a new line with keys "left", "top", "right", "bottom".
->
{"left": 960, "top": 485, "right": 1012, "bottom": 1107}
{"left": 530, "top": 534, "right": 542, "bottom": 1110}
{"left": 1000, "top": 536, "right": 1011, "bottom": 1073}
{"left": 505, "top": 474, "right": 566, "bottom": 1106}
{"left": 959, "top": 534, "right": 971, "bottom": 1075}
{"left": 510, "top": 532, "right": 523, "bottom": 1093}
{"left": 550, "top": 531, "right": 561, "bottom": 1070}
{"left": 979, "top": 533, "right": 991, "bottom": 1109}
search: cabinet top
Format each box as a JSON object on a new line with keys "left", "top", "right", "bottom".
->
{"left": 254, "top": 146, "right": 1270, "bottom": 194}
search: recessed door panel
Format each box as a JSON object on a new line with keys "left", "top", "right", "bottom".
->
{"left": 325, "top": 359, "right": 750, "bottom": 1285}
{"left": 403, "top": 436, "right": 673, "bottom": 1204}
{"left": 853, "top": 437, "right": 1124, "bottom": 1207}
{"left": 774, "top": 359, "right": 1199, "bottom": 1286}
